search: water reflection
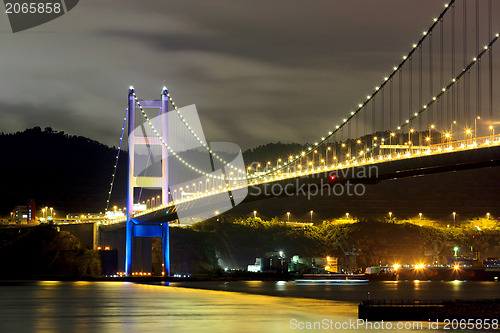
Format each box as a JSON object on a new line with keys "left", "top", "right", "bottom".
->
{"left": 0, "top": 282, "right": 358, "bottom": 333}
{"left": 171, "top": 280, "right": 499, "bottom": 303}
{"left": 0, "top": 281, "right": 495, "bottom": 333}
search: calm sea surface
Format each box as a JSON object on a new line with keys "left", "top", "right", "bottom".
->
{"left": 0, "top": 281, "right": 497, "bottom": 333}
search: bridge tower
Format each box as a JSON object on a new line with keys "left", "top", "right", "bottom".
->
{"left": 125, "top": 87, "right": 170, "bottom": 277}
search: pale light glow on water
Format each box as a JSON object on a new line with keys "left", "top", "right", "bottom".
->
{"left": 0, "top": 281, "right": 495, "bottom": 333}
{"left": 170, "top": 280, "right": 499, "bottom": 302}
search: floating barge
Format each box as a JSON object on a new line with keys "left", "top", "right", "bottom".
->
{"left": 358, "top": 299, "right": 500, "bottom": 321}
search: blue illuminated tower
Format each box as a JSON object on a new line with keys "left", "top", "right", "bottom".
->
{"left": 125, "top": 87, "right": 170, "bottom": 277}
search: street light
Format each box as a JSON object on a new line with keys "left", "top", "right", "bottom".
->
{"left": 419, "top": 212, "right": 422, "bottom": 220}
{"left": 486, "top": 212, "right": 490, "bottom": 220}
{"left": 388, "top": 212, "right": 392, "bottom": 219}
{"left": 372, "top": 136, "right": 378, "bottom": 157}
{"left": 346, "top": 212, "right": 349, "bottom": 219}
{"left": 445, "top": 132, "right": 451, "bottom": 143}
{"left": 287, "top": 212, "right": 290, "bottom": 223}
{"left": 253, "top": 210, "right": 257, "bottom": 219}
{"left": 452, "top": 212, "right": 456, "bottom": 226}
{"left": 310, "top": 210, "right": 313, "bottom": 223}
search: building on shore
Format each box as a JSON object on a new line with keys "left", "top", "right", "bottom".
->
{"left": 12, "top": 200, "right": 36, "bottom": 223}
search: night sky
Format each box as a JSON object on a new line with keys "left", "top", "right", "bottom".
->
{"left": 0, "top": 1, "right": 466, "bottom": 149}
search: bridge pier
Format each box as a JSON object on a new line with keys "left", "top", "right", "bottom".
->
{"left": 125, "top": 218, "right": 134, "bottom": 275}
{"left": 162, "top": 222, "right": 170, "bottom": 276}
{"left": 125, "top": 220, "right": 169, "bottom": 275}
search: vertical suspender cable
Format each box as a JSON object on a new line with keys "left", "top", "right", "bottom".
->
{"left": 476, "top": 0, "right": 480, "bottom": 121}
{"left": 429, "top": 31, "right": 434, "bottom": 126}
{"left": 348, "top": 122, "right": 351, "bottom": 142}
{"left": 399, "top": 68, "right": 403, "bottom": 143}
{"left": 364, "top": 101, "right": 367, "bottom": 137}
{"left": 440, "top": 18, "right": 444, "bottom": 129}
{"left": 463, "top": 0, "right": 468, "bottom": 127}
{"left": 419, "top": 45, "right": 423, "bottom": 144}
{"left": 381, "top": 88, "right": 385, "bottom": 132}
{"left": 355, "top": 111, "right": 358, "bottom": 139}
{"left": 372, "top": 96, "right": 376, "bottom": 135}
{"left": 409, "top": 56, "right": 413, "bottom": 130}
{"left": 488, "top": 0, "right": 493, "bottom": 122}
{"left": 105, "top": 108, "right": 128, "bottom": 212}
{"left": 372, "top": 97, "right": 376, "bottom": 136}
{"left": 390, "top": 79, "right": 393, "bottom": 131}
{"left": 452, "top": 3, "right": 456, "bottom": 123}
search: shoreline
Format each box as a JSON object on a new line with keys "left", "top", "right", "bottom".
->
{"left": 0, "top": 266, "right": 499, "bottom": 283}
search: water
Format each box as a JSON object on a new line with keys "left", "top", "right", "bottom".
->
{"left": 0, "top": 281, "right": 497, "bottom": 333}
{"left": 169, "top": 280, "right": 500, "bottom": 302}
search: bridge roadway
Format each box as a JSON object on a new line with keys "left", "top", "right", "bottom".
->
{"left": 132, "top": 141, "right": 500, "bottom": 225}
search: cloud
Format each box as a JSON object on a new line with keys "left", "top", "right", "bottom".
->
{"left": 0, "top": 0, "right": 461, "bottom": 150}
{"left": 0, "top": 102, "right": 120, "bottom": 145}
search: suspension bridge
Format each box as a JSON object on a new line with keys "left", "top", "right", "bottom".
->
{"left": 62, "top": 0, "right": 500, "bottom": 276}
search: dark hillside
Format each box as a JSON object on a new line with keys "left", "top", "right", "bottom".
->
{"left": 0, "top": 127, "right": 127, "bottom": 214}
